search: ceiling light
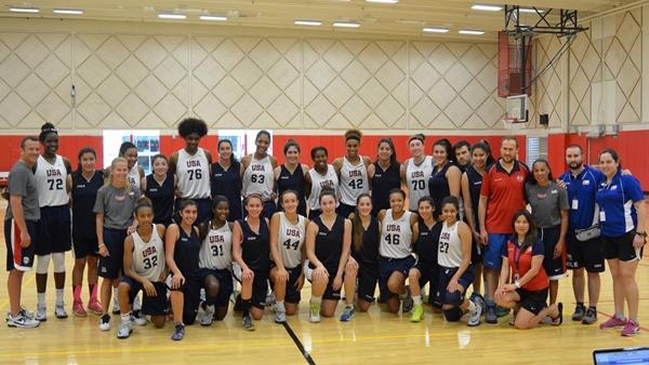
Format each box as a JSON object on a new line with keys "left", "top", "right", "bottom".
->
{"left": 333, "top": 21, "right": 360, "bottom": 28}
{"left": 200, "top": 15, "right": 227, "bottom": 21}
{"left": 158, "top": 13, "right": 186, "bottom": 20}
{"left": 518, "top": 8, "right": 544, "bottom": 13}
{"left": 53, "top": 9, "right": 84, "bottom": 15}
{"left": 10, "top": 7, "right": 39, "bottom": 13}
{"left": 471, "top": 4, "right": 502, "bottom": 11}
{"left": 295, "top": 20, "right": 322, "bottom": 26}
{"left": 366, "top": 0, "right": 399, "bottom": 3}
{"left": 423, "top": 27, "right": 450, "bottom": 33}
{"left": 459, "top": 29, "right": 485, "bottom": 35}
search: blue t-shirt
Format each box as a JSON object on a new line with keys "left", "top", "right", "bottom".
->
{"left": 558, "top": 166, "right": 604, "bottom": 231}
{"left": 595, "top": 171, "right": 644, "bottom": 237}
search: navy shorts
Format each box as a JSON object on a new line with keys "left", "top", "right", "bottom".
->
{"left": 566, "top": 233, "right": 605, "bottom": 273}
{"left": 435, "top": 266, "right": 475, "bottom": 306}
{"left": 251, "top": 271, "right": 269, "bottom": 309}
{"left": 413, "top": 260, "right": 441, "bottom": 307}
{"left": 98, "top": 228, "right": 127, "bottom": 280}
{"left": 197, "top": 268, "right": 234, "bottom": 307}
{"left": 603, "top": 231, "right": 644, "bottom": 262}
{"left": 36, "top": 205, "right": 71, "bottom": 255}
{"left": 378, "top": 255, "right": 416, "bottom": 301}
{"left": 5, "top": 219, "right": 38, "bottom": 272}
{"left": 357, "top": 265, "right": 379, "bottom": 303}
{"left": 515, "top": 287, "right": 548, "bottom": 315}
{"left": 270, "top": 265, "right": 303, "bottom": 304}
{"left": 170, "top": 273, "right": 201, "bottom": 325}
{"left": 539, "top": 226, "right": 566, "bottom": 280}
{"left": 73, "top": 236, "right": 99, "bottom": 259}
{"left": 120, "top": 276, "right": 168, "bottom": 316}
{"left": 336, "top": 203, "right": 355, "bottom": 219}
{"left": 306, "top": 264, "right": 342, "bottom": 301}
{"left": 483, "top": 233, "right": 509, "bottom": 269}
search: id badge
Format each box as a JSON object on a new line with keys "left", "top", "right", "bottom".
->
{"left": 599, "top": 211, "right": 606, "bottom": 222}
{"left": 572, "top": 199, "right": 579, "bottom": 210}
{"left": 513, "top": 273, "right": 520, "bottom": 281}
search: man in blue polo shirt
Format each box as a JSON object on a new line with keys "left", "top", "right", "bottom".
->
{"left": 558, "top": 144, "right": 605, "bottom": 325}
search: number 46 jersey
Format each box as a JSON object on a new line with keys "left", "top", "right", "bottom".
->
{"left": 277, "top": 212, "right": 306, "bottom": 269}
{"left": 132, "top": 225, "right": 166, "bottom": 281}
{"left": 199, "top": 223, "right": 233, "bottom": 271}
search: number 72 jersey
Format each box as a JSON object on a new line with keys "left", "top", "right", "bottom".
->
{"left": 35, "top": 154, "right": 69, "bottom": 207}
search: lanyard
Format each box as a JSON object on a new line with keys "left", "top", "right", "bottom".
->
{"left": 513, "top": 241, "right": 529, "bottom": 277}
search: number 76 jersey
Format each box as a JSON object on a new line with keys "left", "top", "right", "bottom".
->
{"left": 132, "top": 226, "right": 166, "bottom": 281}
{"left": 199, "top": 223, "right": 233, "bottom": 271}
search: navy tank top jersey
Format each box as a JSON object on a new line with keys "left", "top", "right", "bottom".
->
{"left": 351, "top": 216, "right": 380, "bottom": 272}
{"left": 277, "top": 164, "right": 307, "bottom": 216}
{"left": 211, "top": 160, "right": 243, "bottom": 221}
{"left": 428, "top": 162, "right": 453, "bottom": 217}
{"left": 371, "top": 161, "right": 401, "bottom": 216}
{"left": 413, "top": 220, "right": 442, "bottom": 266}
{"left": 465, "top": 165, "right": 484, "bottom": 230}
{"left": 174, "top": 226, "right": 201, "bottom": 276}
{"left": 310, "top": 215, "right": 345, "bottom": 271}
{"left": 145, "top": 173, "right": 175, "bottom": 225}
{"left": 239, "top": 218, "right": 270, "bottom": 272}
{"left": 71, "top": 170, "right": 104, "bottom": 240}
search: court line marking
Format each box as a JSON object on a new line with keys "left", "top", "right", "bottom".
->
{"left": 282, "top": 322, "right": 317, "bottom": 365}
{"left": 0, "top": 274, "right": 36, "bottom": 312}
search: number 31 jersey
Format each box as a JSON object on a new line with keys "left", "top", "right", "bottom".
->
{"left": 176, "top": 148, "right": 211, "bottom": 199}
{"left": 277, "top": 212, "right": 306, "bottom": 269}
{"left": 199, "top": 223, "right": 233, "bottom": 270}
{"left": 132, "top": 225, "right": 166, "bottom": 281}
{"left": 35, "top": 154, "right": 69, "bottom": 207}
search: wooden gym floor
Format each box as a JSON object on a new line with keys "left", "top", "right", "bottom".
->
{"left": 1, "top": 200, "right": 648, "bottom": 365}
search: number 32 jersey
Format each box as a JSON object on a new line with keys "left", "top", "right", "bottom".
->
{"left": 132, "top": 225, "right": 166, "bottom": 281}
{"left": 35, "top": 154, "right": 69, "bottom": 207}
{"left": 176, "top": 148, "right": 211, "bottom": 199}
{"left": 199, "top": 223, "right": 233, "bottom": 271}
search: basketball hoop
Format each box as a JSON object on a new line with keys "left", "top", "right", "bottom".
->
{"left": 503, "top": 117, "right": 525, "bottom": 133}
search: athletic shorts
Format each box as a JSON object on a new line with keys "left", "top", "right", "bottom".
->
{"left": 98, "top": 228, "right": 127, "bottom": 280}
{"left": 336, "top": 203, "right": 355, "bottom": 219}
{"left": 515, "top": 287, "right": 548, "bottom": 315}
{"left": 35, "top": 205, "right": 71, "bottom": 255}
{"left": 120, "top": 276, "right": 168, "bottom": 316}
{"left": 413, "top": 260, "right": 441, "bottom": 307}
{"left": 270, "top": 264, "right": 303, "bottom": 304}
{"left": 170, "top": 273, "right": 201, "bottom": 325}
{"left": 305, "top": 265, "right": 341, "bottom": 301}
{"left": 251, "top": 270, "right": 269, "bottom": 309}
{"left": 435, "top": 266, "right": 474, "bottom": 306}
{"left": 566, "top": 234, "right": 605, "bottom": 273}
{"left": 483, "top": 233, "right": 509, "bottom": 269}
{"left": 378, "top": 255, "right": 416, "bottom": 302}
{"left": 471, "top": 237, "right": 482, "bottom": 265}
{"left": 357, "top": 265, "right": 379, "bottom": 303}
{"left": 5, "top": 219, "right": 37, "bottom": 272}
{"left": 72, "top": 236, "right": 99, "bottom": 259}
{"left": 197, "top": 268, "right": 234, "bottom": 307}
{"left": 603, "top": 231, "right": 644, "bottom": 262}
{"left": 539, "top": 226, "right": 566, "bottom": 280}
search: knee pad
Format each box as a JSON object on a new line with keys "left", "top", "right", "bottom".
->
{"left": 52, "top": 252, "right": 66, "bottom": 273}
{"left": 443, "top": 307, "right": 463, "bottom": 322}
{"left": 444, "top": 290, "right": 464, "bottom": 307}
{"left": 36, "top": 254, "right": 51, "bottom": 274}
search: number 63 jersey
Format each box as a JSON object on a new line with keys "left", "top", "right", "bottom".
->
{"left": 199, "top": 223, "right": 233, "bottom": 271}
{"left": 132, "top": 225, "right": 166, "bottom": 281}
{"left": 35, "top": 154, "right": 69, "bottom": 207}
{"left": 277, "top": 212, "right": 306, "bottom": 269}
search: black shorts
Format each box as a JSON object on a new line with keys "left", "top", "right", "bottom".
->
{"left": 471, "top": 238, "right": 482, "bottom": 265}
{"left": 36, "top": 205, "right": 71, "bottom": 255}
{"left": 539, "top": 226, "right": 566, "bottom": 280}
{"left": 73, "top": 236, "right": 99, "bottom": 259}
{"left": 515, "top": 287, "right": 548, "bottom": 315}
{"left": 270, "top": 265, "right": 303, "bottom": 304}
{"left": 603, "top": 231, "right": 644, "bottom": 262}
{"left": 98, "top": 228, "right": 127, "bottom": 279}
{"left": 414, "top": 261, "right": 441, "bottom": 307}
{"left": 170, "top": 273, "right": 201, "bottom": 324}
{"left": 251, "top": 270, "right": 269, "bottom": 309}
{"left": 120, "top": 276, "right": 168, "bottom": 316}
{"left": 436, "top": 266, "right": 474, "bottom": 306}
{"left": 336, "top": 203, "right": 355, "bottom": 219}
{"left": 357, "top": 265, "right": 379, "bottom": 303}
{"left": 197, "top": 268, "right": 234, "bottom": 307}
{"left": 566, "top": 234, "right": 605, "bottom": 273}
{"left": 306, "top": 264, "right": 342, "bottom": 301}
{"left": 378, "top": 255, "right": 416, "bottom": 302}
{"left": 5, "top": 219, "right": 37, "bottom": 272}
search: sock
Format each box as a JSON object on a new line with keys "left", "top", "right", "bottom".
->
{"left": 89, "top": 284, "right": 98, "bottom": 303}
{"left": 242, "top": 299, "right": 251, "bottom": 317}
{"left": 310, "top": 296, "right": 322, "bottom": 305}
{"left": 577, "top": 302, "right": 584, "bottom": 308}
{"left": 413, "top": 295, "right": 423, "bottom": 306}
{"left": 276, "top": 300, "right": 285, "bottom": 311}
{"left": 588, "top": 306, "right": 596, "bottom": 312}
{"left": 121, "top": 312, "right": 131, "bottom": 324}
{"left": 56, "top": 289, "right": 64, "bottom": 305}
{"left": 73, "top": 285, "right": 82, "bottom": 303}
{"left": 37, "top": 293, "right": 46, "bottom": 307}
{"left": 615, "top": 313, "right": 625, "bottom": 320}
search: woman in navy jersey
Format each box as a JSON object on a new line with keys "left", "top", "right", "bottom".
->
{"left": 165, "top": 199, "right": 201, "bottom": 341}
{"left": 211, "top": 139, "right": 242, "bottom": 221}
{"left": 233, "top": 194, "right": 270, "bottom": 330}
{"left": 305, "top": 147, "right": 339, "bottom": 218}
{"left": 401, "top": 134, "right": 433, "bottom": 213}
{"left": 119, "top": 141, "right": 144, "bottom": 192}
{"left": 369, "top": 138, "right": 401, "bottom": 217}
{"left": 333, "top": 129, "right": 374, "bottom": 219}
{"left": 71, "top": 147, "right": 104, "bottom": 317}
{"left": 274, "top": 140, "right": 309, "bottom": 216}
{"left": 428, "top": 138, "right": 462, "bottom": 220}
{"left": 349, "top": 194, "right": 380, "bottom": 313}
{"left": 241, "top": 131, "right": 278, "bottom": 219}
{"left": 142, "top": 154, "right": 175, "bottom": 226}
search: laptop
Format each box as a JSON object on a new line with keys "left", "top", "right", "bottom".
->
{"left": 593, "top": 347, "right": 649, "bottom": 365}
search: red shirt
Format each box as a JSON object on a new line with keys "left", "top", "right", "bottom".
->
{"left": 504, "top": 238, "right": 548, "bottom": 291}
{"left": 480, "top": 160, "right": 528, "bottom": 234}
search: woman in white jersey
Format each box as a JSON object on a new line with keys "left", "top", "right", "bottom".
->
{"left": 34, "top": 123, "right": 73, "bottom": 321}
{"left": 116, "top": 198, "right": 168, "bottom": 339}
{"left": 241, "top": 130, "right": 278, "bottom": 220}
{"left": 169, "top": 118, "right": 212, "bottom": 225}
{"left": 269, "top": 190, "right": 309, "bottom": 323}
{"left": 196, "top": 196, "right": 233, "bottom": 326}
{"left": 436, "top": 196, "right": 482, "bottom": 326}
{"left": 119, "top": 142, "right": 144, "bottom": 192}
{"left": 400, "top": 134, "right": 433, "bottom": 212}
{"left": 377, "top": 189, "right": 419, "bottom": 314}
{"left": 333, "top": 129, "right": 374, "bottom": 219}
{"left": 305, "top": 146, "right": 339, "bottom": 218}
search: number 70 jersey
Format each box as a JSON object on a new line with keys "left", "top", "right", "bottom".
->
{"left": 35, "top": 154, "right": 69, "bottom": 207}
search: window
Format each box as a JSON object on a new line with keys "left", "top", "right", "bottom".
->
{"left": 103, "top": 130, "right": 160, "bottom": 174}
{"left": 217, "top": 130, "right": 273, "bottom": 159}
{"left": 526, "top": 136, "right": 547, "bottom": 167}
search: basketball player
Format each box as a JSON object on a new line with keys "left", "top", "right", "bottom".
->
{"left": 428, "top": 138, "right": 462, "bottom": 220}
{"left": 274, "top": 140, "right": 309, "bottom": 216}
{"left": 333, "top": 129, "right": 373, "bottom": 219}
{"left": 349, "top": 194, "right": 380, "bottom": 313}
{"left": 401, "top": 134, "right": 433, "bottom": 212}
{"left": 369, "top": 138, "right": 401, "bottom": 216}
{"left": 211, "top": 139, "right": 242, "bottom": 222}
{"left": 119, "top": 141, "right": 144, "bottom": 192}
{"left": 305, "top": 146, "right": 339, "bottom": 218}
{"left": 241, "top": 130, "right": 278, "bottom": 219}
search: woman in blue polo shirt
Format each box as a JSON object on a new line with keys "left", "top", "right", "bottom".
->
{"left": 595, "top": 149, "right": 646, "bottom": 337}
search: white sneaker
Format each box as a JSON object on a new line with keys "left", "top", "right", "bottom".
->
{"left": 99, "top": 314, "right": 111, "bottom": 331}
{"left": 130, "top": 311, "right": 147, "bottom": 326}
{"left": 35, "top": 305, "right": 47, "bottom": 322}
{"left": 468, "top": 300, "right": 482, "bottom": 327}
{"left": 308, "top": 301, "right": 321, "bottom": 323}
{"left": 6, "top": 306, "right": 34, "bottom": 321}
{"left": 200, "top": 304, "right": 215, "bottom": 326}
{"left": 133, "top": 295, "right": 142, "bottom": 312}
{"left": 274, "top": 303, "right": 287, "bottom": 324}
{"left": 7, "top": 312, "right": 40, "bottom": 329}
{"left": 112, "top": 294, "right": 120, "bottom": 314}
{"left": 265, "top": 291, "right": 276, "bottom": 307}
{"left": 55, "top": 303, "right": 68, "bottom": 319}
{"left": 117, "top": 321, "right": 132, "bottom": 339}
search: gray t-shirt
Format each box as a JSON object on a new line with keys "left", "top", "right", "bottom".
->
{"left": 93, "top": 184, "right": 139, "bottom": 230}
{"left": 525, "top": 181, "right": 569, "bottom": 228}
{"left": 5, "top": 161, "right": 40, "bottom": 222}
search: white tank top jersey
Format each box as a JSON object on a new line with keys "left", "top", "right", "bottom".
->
{"left": 176, "top": 148, "right": 211, "bottom": 199}
{"left": 405, "top": 155, "right": 433, "bottom": 210}
{"left": 277, "top": 212, "right": 306, "bottom": 269}
{"left": 242, "top": 155, "right": 274, "bottom": 201}
{"left": 379, "top": 209, "right": 413, "bottom": 259}
{"left": 199, "top": 223, "right": 233, "bottom": 270}
{"left": 128, "top": 164, "right": 141, "bottom": 191}
{"left": 35, "top": 155, "right": 69, "bottom": 207}
{"left": 339, "top": 156, "right": 369, "bottom": 206}
{"left": 132, "top": 225, "right": 166, "bottom": 281}
{"left": 438, "top": 221, "right": 463, "bottom": 268}
{"left": 307, "top": 165, "right": 339, "bottom": 211}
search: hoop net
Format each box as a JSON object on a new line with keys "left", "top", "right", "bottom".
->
{"left": 502, "top": 117, "right": 526, "bottom": 133}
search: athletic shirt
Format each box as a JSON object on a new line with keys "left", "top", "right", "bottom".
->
{"left": 35, "top": 155, "right": 69, "bottom": 207}
{"left": 176, "top": 148, "right": 211, "bottom": 199}
{"left": 132, "top": 225, "right": 165, "bottom": 281}
{"left": 242, "top": 155, "right": 274, "bottom": 201}
{"left": 128, "top": 164, "right": 141, "bottom": 191}
{"left": 438, "top": 220, "right": 463, "bottom": 268}
{"left": 239, "top": 219, "right": 270, "bottom": 272}
{"left": 277, "top": 165, "right": 307, "bottom": 216}
{"left": 413, "top": 220, "right": 442, "bottom": 266}
{"left": 503, "top": 238, "right": 548, "bottom": 291}
{"left": 307, "top": 165, "right": 339, "bottom": 211}
{"left": 371, "top": 161, "right": 401, "bottom": 216}
{"left": 211, "top": 160, "right": 242, "bottom": 222}
{"left": 596, "top": 171, "right": 645, "bottom": 237}
{"left": 464, "top": 166, "right": 485, "bottom": 230}
{"left": 310, "top": 215, "right": 345, "bottom": 271}
{"left": 428, "top": 161, "right": 453, "bottom": 215}
{"left": 173, "top": 226, "right": 201, "bottom": 276}
{"left": 405, "top": 156, "right": 433, "bottom": 210}
{"left": 351, "top": 216, "right": 380, "bottom": 272}
{"left": 71, "top": 170, "right": 104, "bottom": 240}
{"left": 379, "top": 209, "right": 413, "bottom": 259}
{"left": 339, "top": 156, "right": 369, "bottom": 206}
{"left": 199, "top": 222, "right": 233, "bottom": 270}
{"left": 145, "top": 174, "right": 174, "bottom": 225}
{"left": 277, "top": 212, "right": 306, "bottom": 269}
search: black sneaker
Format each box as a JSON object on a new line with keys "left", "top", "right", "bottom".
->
{"left": 572, "top": 304, "right": 585, "bottom": 321}
{"left": 582, "top": 307, "right": 597, "bottom": 325}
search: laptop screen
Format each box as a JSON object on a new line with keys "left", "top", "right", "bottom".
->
{"left": 593, "top": 347, "right": 649, "bottom": 365}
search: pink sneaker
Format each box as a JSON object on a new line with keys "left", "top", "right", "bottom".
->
{"left": 621, "top": 320, "right": 640, "bottom": 337}
{"left": 87, "top": 301, "right": 103, "bottom": 316}
{"left": 73, "top": 301, "right": 87, "bottom": 317}
{"left": 599, "top": 316, "right": 626, "bottom": 330}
